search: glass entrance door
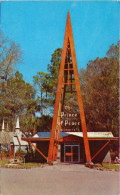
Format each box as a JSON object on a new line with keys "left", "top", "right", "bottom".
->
{"left": 64, "top": 144, "right": 80, "bottom": 163}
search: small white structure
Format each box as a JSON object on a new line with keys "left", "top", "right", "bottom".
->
{"left": 12, "top": 117, "right": 28, "bottom": 153}
{"left": 0, "top": 117, "right": 28, "bottom": 155}
{"left": 103, "top": 151, "right": 111, "bottom": 163}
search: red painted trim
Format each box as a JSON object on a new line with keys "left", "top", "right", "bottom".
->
{"left": 16, "top": 136, "right": 21, "bottom": 147}
{"left": 88, "top": 138, "right": 119, "bottom": 141}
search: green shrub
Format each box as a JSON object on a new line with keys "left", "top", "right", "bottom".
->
{"left": 15, "top": 148, "right": 26, "bottom": 156}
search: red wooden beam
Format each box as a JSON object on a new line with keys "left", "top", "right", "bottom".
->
{"left": 22, "top": 138, "right": 50, "bottom": 141}
{"left": 29, "top": 141, "right": 47, "bottom": 161}
{"left": 48, "top": 13, "right": 69, "bottom": 162}
{"left": 67, "top": 11, "right": 91, "bottom": 163}
{"left": 91, "top": 140, "right": 110, "bottom": 161}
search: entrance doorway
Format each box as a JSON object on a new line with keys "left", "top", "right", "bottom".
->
{"left": 64, "top": 144, "right": 80, "bottom": 163}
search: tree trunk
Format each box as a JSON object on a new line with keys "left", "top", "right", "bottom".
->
{"left": 46, "top": 91, "right": 47, "bottom": 115}
{"left": 40, "top": 88, "right": 43, "bottom": 117}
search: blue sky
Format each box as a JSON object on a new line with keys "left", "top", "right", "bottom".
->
{"left": 1, "top": 1, "right": 119, "bottom": 84}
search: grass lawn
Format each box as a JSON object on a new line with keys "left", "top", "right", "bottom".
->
{"left": 0, "top": 160, "right": 119, "bottom": 170}
{"left": 86, "top": 162, "right": 119, "bottom": 171}
{"left": 102, "top": 163, "right": 119, "bottom": 171}
{"left": 0, "top": 159, "right": 8, "bottom": 166}
{"left": 0, "top": 159, "right": 45, "bottom": 168}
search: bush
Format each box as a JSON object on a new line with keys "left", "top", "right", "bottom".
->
{"left": 24, "top": 149, "right": 35, "bottom": 162}
{"left": 1, "top": 148, "right": 9, "bottom": 153}
{"left": 110, "top": 151, "right": 117, "bottom": 163}
{"left": 15, "top": 148, "right": 26, "bottom": 156}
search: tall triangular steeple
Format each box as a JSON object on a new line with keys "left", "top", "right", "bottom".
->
{"left": 2, "top": 120, "right": 5, "bottom": 131}
{"left": 16, "top": 117, "right": 20, "bottom": 129}
{"left": 6, "top": 123, "right": 9, "bottom": 131}
{"left": 15, "top": 116, "right": 20, "bottom": 133}
{"left": 48, "top": 11, "right": 91, "bottom": 163}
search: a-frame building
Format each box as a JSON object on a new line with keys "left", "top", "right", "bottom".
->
{"left": 48, "top": 11, "right": 91, "bottom": 163}
{"left": 22, "top": 11, "right": 118, "bottom": 164}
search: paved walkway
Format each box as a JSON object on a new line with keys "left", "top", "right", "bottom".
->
{"left": 0, "top": 164, "right": 119, "bottom": 195}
